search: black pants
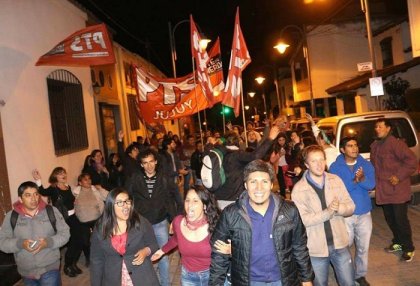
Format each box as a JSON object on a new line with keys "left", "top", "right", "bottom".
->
{"left": 382, "top": 203, "right": 414, "bottom": 252}
{"left": 64, "top": 215, "right": 84, "bottom": 266}
{"left": 277, "top": 168, "right": 286, "bottom": 197}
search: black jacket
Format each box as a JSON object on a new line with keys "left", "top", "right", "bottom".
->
{"left": 90, "top": 216, "right": 159, "bottom": 286}
{"left": 125, "top": 170, "right": 176, "bottom": 224}
{"left": 214, "top": 138, "right": 274, "bottom": 200}
{"left": 209, "top": 193, "right": 314, "bottom": 286}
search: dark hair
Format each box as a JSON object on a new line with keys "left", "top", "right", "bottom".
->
{"left": 339, "top": 136, "right": 358, "bottom": 150}
{"left": 301, "top": 145, "right": 326, "bottom": 163}
{"left": 77, "top": 172, "right": 91, "bottom": 183}
{"left": 243, "top": 160, "right": 275, "bottom": 182}
{"left": 18, "top": 181, "right": 39, "bottom": 197}
{"left": 108, "top": 153, "right": 120, "bottom": 165}
{"left": 185, "top": 186, "right": 220, "bottom": 234}
{"left": 83, "top": 155, "right": 92, "bottom": 169}
{"left": 90, "top": 149, "right": 105, "bottom": 171}
{"left": 302, "top": 136, "right": 317, "bottom": 147}
{"left": 162, "top": 138, "right": 174, "bottom": 151}
{"left": 272, "top": 133, "right": 288, "bottom": 153}
{"left": 96, "top": 187, "right": 140, "bottom": 239}
{"left": 125, "top": 143, "right": 139, "bottom": 156}
{"left": 139, "top": 148, "right": 158, "bottom": 162}
{"left": 48, "top": 167, "right": 66, "bottom": 186}
{"left": 376, "top": 118, "right": 392, "bottom": 128}
{"left": 224, "top": 131, "right": 240, "bottom": 147}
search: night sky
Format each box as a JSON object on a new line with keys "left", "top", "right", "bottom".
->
{"left": 73, "top": 0, "right": 408, "bottom": 127}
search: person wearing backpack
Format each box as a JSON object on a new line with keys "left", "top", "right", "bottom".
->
{"left": 0, "top": 181, "right": 70, "bottom": 286}
{"left": 210, "top": 123, "right": 281, "bottom": 210}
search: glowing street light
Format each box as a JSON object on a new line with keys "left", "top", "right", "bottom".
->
{"left": 255, "top": 77, "right": 267, "bottom": 117}
{"left": 245, "top": 105, "right": 250, "bottom": 110}
{"left": 273, "top": 42, "right": 290, "bottom": 54}
{"left": 274, "top": 24, "right": 315, "bottom": 115}
{"left": 248, "top": 92, "right": 256, "bottom": 98}
{"left": 255, "top": 77, "right": 266, "bottom": 85}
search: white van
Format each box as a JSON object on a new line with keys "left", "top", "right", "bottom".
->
{"left": 316, "top": 111, "right": 420, "bottom": 202}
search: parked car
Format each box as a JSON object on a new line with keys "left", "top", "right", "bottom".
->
{"left": 316, "top": 110, "right": 420, "bottom": 203}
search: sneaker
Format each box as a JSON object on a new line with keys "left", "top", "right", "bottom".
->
{"left": 384, "top": 243, "right": 402, "bottom": 253}
{"left": 355, "top": 277, "right": 370, "bottom": 286}
{"left": 401, "top": 251, "right": 415, "bottom": 262}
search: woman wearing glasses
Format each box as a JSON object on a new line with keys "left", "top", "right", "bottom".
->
{"left": 90, "top": 188, "right": 159, "bottom": 286}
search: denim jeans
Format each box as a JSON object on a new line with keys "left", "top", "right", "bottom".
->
{"left": 183, "top": 167, "right": 192, "bottom": 193}
{"left": 345, "top": 212, "right": 372, "bottom": 279}
{"left": 250, "top": 280, "right": 282, "bottom": 286}
{"left": 23, "top": 269, "right": 61, "bottom": 286}
{"left": 181, "top": 266, "right": 209, "bottom": 286}
{"left": 310, "top": 246, "right": 354, "bottom": 286}
{"left": 152, "top": 219, "right": 170, "bottom": 286}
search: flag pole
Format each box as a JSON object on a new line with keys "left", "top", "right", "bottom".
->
{"left": 240, "top": 85, "right": 248, "bottom": 147}
{"left": 222, "top": 104, "right": 226, "bottom": 134}
{"left": 191, "top": 56, "right": 204, "bottom": 146}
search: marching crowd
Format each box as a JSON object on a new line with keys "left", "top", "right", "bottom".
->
{"left": 0, "top": 115, "right": 417, "bottom": 286}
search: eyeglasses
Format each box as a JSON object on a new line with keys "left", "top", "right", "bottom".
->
{"left": 114, "top": 199, "right": 133, "bottom": 207}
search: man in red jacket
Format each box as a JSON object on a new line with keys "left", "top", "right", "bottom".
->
{"left": 370, "top": 118, "right": 417, "bottom": 262}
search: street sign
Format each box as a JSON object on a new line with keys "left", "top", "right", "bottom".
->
{"left": 357, "top": 62, "right": 373, "bottom": 72}
{"left": 369, "top": 77, "right": 384, "bottom": 96}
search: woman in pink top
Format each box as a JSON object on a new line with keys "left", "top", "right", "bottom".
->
{"left": 152, "top": 186, "right": 220, "bottom": 285}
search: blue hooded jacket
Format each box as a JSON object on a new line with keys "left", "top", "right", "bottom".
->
{"left": 330, "top": 154, "right": 375, "bottom": 215}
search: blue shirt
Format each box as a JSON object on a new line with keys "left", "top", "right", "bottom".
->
{"left": 246, "top": 196, "right": 281, "bottom": 282}
{"left": 330, "top": 154, "right": 375, "bottom": 215}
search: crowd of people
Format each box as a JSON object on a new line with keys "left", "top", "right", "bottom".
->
{"left": 0, "top": 115, "right": 417, "bottom": 286}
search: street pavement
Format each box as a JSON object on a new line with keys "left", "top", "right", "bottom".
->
{"left": 14, "top": 203, "right": 420, "bottom": 285}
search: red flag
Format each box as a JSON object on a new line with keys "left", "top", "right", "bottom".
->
{"left": 35, "top": 24, "right": 115, "bottom": 67}
{"left": 222, "top": 8, "right": 251, "bottom": 117}
{"left": 133, "top": 40, "right": 224, "bottom": 124}
{"left": 190, "top": 15, "right": 214, "bottom": 104}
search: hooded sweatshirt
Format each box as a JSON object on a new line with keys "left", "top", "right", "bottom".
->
{"left": 0, "top": 199, "right": 69, "bottom": 279}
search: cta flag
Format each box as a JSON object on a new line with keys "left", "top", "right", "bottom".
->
{"left": 134, "top": 39, "right": 224, "bottom": 124}
{"left": 190, "top": 15, "right": 214, "bottom": 104}
{"left": 36, "top": 24, "right": 115, "bottom": 67}
{"left": 222, "top": 8, "right": 251, "bottom": 117}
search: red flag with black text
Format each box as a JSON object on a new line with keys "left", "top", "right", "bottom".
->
{"left": 222, "top": 8, "right": 251, "bottom": 117}
{"left": 190, "top": 15, "right": 216, "bottom": 106}
{"left": 35, "top": 23, "right": 115, "bottom": 67}
{"left": 133, "top": 39, "right": 224, "bottom": 124}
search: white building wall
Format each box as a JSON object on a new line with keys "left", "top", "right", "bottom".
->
{"left": 0, "top": 0, "right": 99, "bottom": 203}
{"left": 308, "top": 23, "right": 371, "bottom": 101}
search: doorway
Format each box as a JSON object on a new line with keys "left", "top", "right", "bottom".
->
{"left": 98, "top": 104, "right": 121, "bottom": 160}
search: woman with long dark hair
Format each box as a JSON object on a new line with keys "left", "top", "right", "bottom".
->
{"left": 269, "top": 133, "right": 292, "bottom": 198}
{"left": 32, "top": 167, "right": 83, "bottom": 277}
{"left": 90, "top": 188, "right": 159, "bottom": 286}
{"left": 151, "top": 186, "right": 220, "bottom": 285}
{"left": 82, "top": 149, "right": 110, "bottom": 190}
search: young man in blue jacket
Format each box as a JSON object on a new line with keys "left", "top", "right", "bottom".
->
{"left": 330, "top": 137, "right": 375, "bottom": 286}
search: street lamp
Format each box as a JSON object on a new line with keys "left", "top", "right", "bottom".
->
{"left": 248, "top": 92, "right": 255, "bottom": 98}
{"left": 168, "top": 20, "right": 211, "bottom": 78}
{"left": 255, "top": 77, "right": 268, "bottom": 118}
{"left": 254, "top": 65, "right": 282, "bottom": 117}
{"left": 274, "top": 24, "right": 315, "bottom": 116}
{"left": 168, "top": 20, "right": 211, "bottom": 139}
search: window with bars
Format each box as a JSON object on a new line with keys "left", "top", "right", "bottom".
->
{"left": 380, "top": 37, "right": 394, "bottom": 68}
{"left": 47, "top": 70, "right": 88, "bottom": 156}
{"left": 127, "top": 94, "right": 140, "bottom": 130}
